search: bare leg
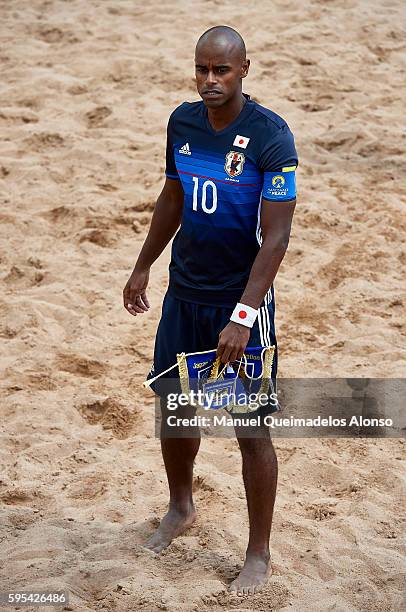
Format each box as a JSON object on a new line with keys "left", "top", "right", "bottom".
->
{"left": 230, "top": 424, "right": 278, "bottom": 595}
{"left": 144, "top": 397, "right": 200, "bottom": 553}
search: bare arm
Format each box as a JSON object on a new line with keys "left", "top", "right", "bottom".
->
{"left": 123, "top": 178, "right": 184, "bottom": 316}
{"left": 240, "top": 198, "right": 296, "bottom": 308}
{"left": 135, "top": 178, "right": 184, "bottom": 270}
{"left": 216, "top": 198, "right": 296, "bottom": 363}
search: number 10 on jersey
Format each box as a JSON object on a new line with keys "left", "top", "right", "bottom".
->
{"left": 192, "top": 177, "right": 218, "bottom": 214}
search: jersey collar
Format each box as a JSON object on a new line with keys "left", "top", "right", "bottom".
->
{"left": 203, "top": 93, "right": 255, "bottom": 137}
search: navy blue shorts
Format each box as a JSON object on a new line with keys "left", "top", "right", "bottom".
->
{"left": 147, "top": 291, "right": 278, "bottom": 399}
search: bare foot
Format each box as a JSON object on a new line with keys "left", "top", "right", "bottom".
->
{"left": 229, "top": 553, "right": 272, "bottom": 596}
{"left": 144, "top": 506, "right": 197, "bottom": 553}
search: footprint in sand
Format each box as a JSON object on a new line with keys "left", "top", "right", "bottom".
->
{"left": 36, "top": 26, "right": 65, "bottom": 43}
{"left": 0, "top": 487, "right": 45, "bottom": 506}
{"left": 85, "top": 106, "right": 112, "bottom": 128}
{"left": 40, "top": 205, "right": 85, "bottom": 238}
{"left": 24, "top": 132, "right": 65, "bottom": 151}
{"left": 35, "top": 26, "right": 80, "bottom": 44}
{"left": 193, "top": 475, "right": 215, "bottom": 493}
{"left": 79, "top": 229, "right": 118, "bottom": 248}
{"left": 76, "top": 397, "right": 138, "bottom": 439}
{"left": 0, "top": 109, "right": 39, "bottom": 124}
{"left": 300, "top": 101, "right": 333, "bottom": 112}
{"left": 1, "top": 489, "right": 32, "bottom": 505}
{"left": 306, "top": 502, "right": 337, "bottom": 521}
{"left": 67, "top": 474, "right": 109, "bottom": 500}
{"left": 78, "top": 228, "right": 118, "bottom": 248}
{"left": 2, "top": 264, "right": 46, "bottom": 288}
{"left": 125, "top": 201, "right": 156, "bottom": 213}
{"left": 56, "top": 353, "right": 107, "bottom": 378}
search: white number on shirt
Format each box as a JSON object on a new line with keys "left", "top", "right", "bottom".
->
{"left": 192, "top": 177, "right": 217, "bottom": 214}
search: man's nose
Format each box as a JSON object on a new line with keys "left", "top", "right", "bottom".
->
{"left": 206, "top": 70, "right": 218, "bottom": 86}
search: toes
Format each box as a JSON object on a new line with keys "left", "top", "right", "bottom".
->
{"left": 229, "top": 581, "right": 265, "bottom": 597}
{"left": 228, "top": 582, "right": 242, "bottom": 596}
{"left": 151, "top": 543, "right": 165, "bottom": 554}
{"left": 143, "top": 538, "right": 167, "bottom": 554}
{"left": 141, "top": 544, "right": 158, "bottom": 555}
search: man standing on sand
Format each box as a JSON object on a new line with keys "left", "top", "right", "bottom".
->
{"left": 123, "top": 26, "right": 298, "bottom": 596}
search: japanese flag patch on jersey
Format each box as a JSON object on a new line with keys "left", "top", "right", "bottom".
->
{"left": 233, "top": 134, "right": 250, "bottom": 149}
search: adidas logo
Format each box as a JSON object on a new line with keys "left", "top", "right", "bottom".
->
{"left": 179, "top": 142, "right": 191, "bottom": 155}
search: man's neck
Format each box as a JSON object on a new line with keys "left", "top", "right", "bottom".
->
{"left": 207, "top": 93, "right": 246, "bottom": 132}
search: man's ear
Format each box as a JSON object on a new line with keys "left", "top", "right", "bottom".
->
{"left": 241, "top": 59, "right": 250, "bottom": 78}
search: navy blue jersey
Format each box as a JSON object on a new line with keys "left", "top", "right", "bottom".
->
{"left": 165, "top": 93, "right": 298, "bottom": 307}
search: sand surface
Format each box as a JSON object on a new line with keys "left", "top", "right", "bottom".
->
{"left": 1, "top": 0, "right": 405, "bottom": 610}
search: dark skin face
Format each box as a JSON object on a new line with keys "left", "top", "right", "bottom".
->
{"left": 195, "top": 37, "right": 250, "bottom": 127}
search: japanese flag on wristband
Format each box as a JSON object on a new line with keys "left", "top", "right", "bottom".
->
{"left": 230, "top": 303, "right": 258, "bottom": 328}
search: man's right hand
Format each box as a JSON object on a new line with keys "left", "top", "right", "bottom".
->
{"left": 123, "top": 267, "right": 150, "bottom": 317}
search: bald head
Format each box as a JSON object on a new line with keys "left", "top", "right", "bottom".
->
{"left": 194, "top": 26, "right": 249, "bottom": 109}
{"left": 196, "top": 25, "right": 246, "bottom": 62}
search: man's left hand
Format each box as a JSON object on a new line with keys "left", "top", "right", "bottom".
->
{"left": 216, "top": 321, "right": 251, "bottom": 365}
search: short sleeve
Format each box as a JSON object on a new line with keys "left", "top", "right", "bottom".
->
{"left": 260, "top": 124, "right": 298, "bottom": 202}
{"left": 165, "top": 114, "right": 180, "bottom": 180}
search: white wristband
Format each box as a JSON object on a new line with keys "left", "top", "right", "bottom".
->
{"left": 230, "top": 303, "right": 258, "bottom": 328}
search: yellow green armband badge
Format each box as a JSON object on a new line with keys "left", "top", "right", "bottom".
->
{"left": 263, "top": 165, "right": 297, "bottom": 201}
